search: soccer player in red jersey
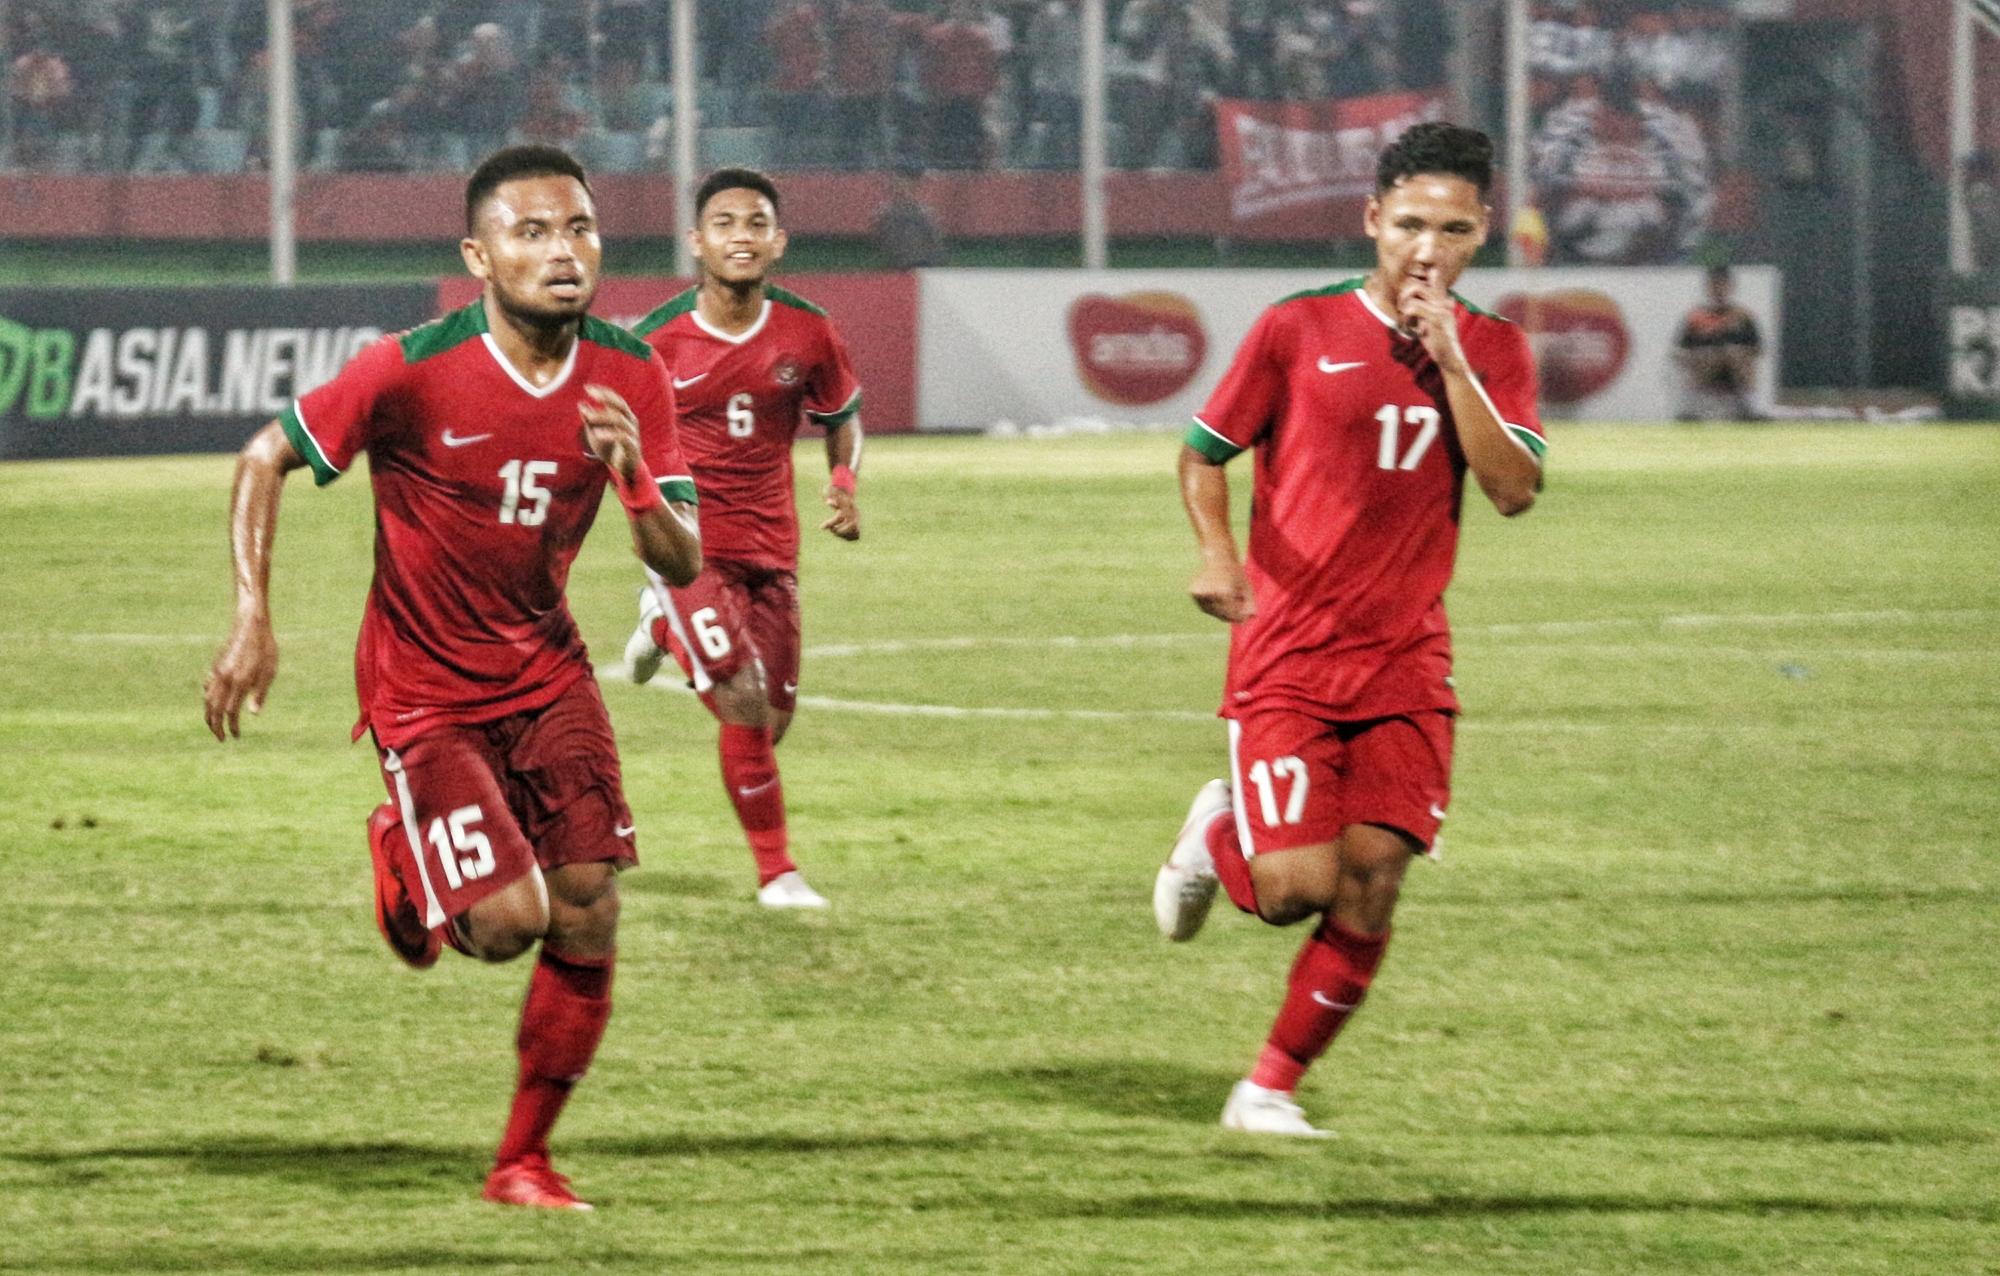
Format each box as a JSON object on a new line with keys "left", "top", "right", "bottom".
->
{"left": 621, "top": 168, "right": 864, "bottom": 909}
{"left": 1152, "top": 122, "right": 1547, "bottom": 1135}
{"left": 202, "top": 146, "right": 703, "bottom": 1208}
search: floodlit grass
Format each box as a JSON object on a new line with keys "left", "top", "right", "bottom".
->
{"left": 1, "top": 425, "right": 1996, "bottom": 1275}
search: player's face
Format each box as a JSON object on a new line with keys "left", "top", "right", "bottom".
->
{"left": 462, "top": 174, "right": 602, "bottom": 326}
{"left": 690, "top": 187, "right": 786, "bottom": 287}
{"left": 1364, "top": 174, "right": 1489, "bottom": 296}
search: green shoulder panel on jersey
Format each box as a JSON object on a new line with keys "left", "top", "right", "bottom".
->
{"left": 580, "top": 314, "right": 653, "bottom": 360}
{"left": 1452, "top": 291, "right": 1512, "bottom": 322}
{"left": 766, "top": 284, "right": 829, "bottom": 317}
{"left": 1274, "top": 277, "right": 1368, "bottom": 308}
{"left": 1184, "top": 418, "right": 1244, "bottom": 464}
{"left": 398, "top": 303, "right": 487, "bottom": 365}
{"left": 629, "top": 288, "right": 699, "bottom": 337}
{"left": 279, "top": 403, "right": 342, "bottom": 486}
{"left": 806, "top": 387, "right": 863, "bottom": 428}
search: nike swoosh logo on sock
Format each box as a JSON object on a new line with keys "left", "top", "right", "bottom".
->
{"left": 1310, "top": 991, "right": 1357, "bottom": 1011}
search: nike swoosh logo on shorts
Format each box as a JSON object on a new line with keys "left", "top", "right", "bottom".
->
{"left": 1310, "top": 991, "right": 1357, "bottom": 1011}
{"left": 1318, "top": 358, "right": 1366, "bottom": 374}
{"left": 442, "top": 430, "right": 492, "bottom": 447}
{"left": 672, "top": 373, "right": 708, "bottom": 390}
{"left": 614, "top": 824, "right": 636, "bottom": 837}
{"left": 1430, "top": 804, "right": 1448, "bottom": 821}
{"left": 782, "top": 681, "right": 798, "bottom": 695}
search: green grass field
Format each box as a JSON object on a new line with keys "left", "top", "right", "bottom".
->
{"left": 1, "top": 426, "right": 1996, "bottom": 1274}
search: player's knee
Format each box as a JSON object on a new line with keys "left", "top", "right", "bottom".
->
{"left": 712, "top": 665, "right": 770, "bottom": 726}
{"left": 460, "top": 873, "right": 552, "bottom": 961}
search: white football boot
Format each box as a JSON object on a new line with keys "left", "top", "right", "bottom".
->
{"left": 624, "top": 586, "right": 667, "bottom": 685}
{"left": 1220, "top": 1080, "right": 1331, "bottom": 1137}
{"left": 757, "top": 870, "right": 829, "bottom": 909}
{"left": 1153, "top": 779, "right": 1232, "bottom": 941}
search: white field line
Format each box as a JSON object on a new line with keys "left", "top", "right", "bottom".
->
{"left": 601, "top": 606, "right": 1996, "bottom": 723}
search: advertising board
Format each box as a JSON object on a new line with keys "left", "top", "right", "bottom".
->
{"left": 0, "top": 284, "right": 435, "bottom": 460}
{"left": 916, "top": 266, "right": 1779, "bottom": 430}
{"left": 1943, "top": 274, "right": 2000, "bottom": 420}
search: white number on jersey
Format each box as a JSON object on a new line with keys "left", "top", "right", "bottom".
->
{"left": 690, "top": 606, "right": 732, "bottom": 660}
{"left": 498, "top": 459, "right": 559, "bottom": 526}
{"left": 727, "top": 392, "right": 756, "bottom": 439}
{"left": 1373, "top": 405, "right": 1442, "bottom": 471}
{"left": 1246, "top": 756, "right": 1309, "bottom": 827}
{"left": 426, "top": 804, "right": 496, "bottom": 888}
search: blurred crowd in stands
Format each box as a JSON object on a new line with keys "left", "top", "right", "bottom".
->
{"left": 1525, "top": 0, "right": 1733, "bottom": 264}
{"left": 1, "top": 0, "right": 1459, "bottom": 175}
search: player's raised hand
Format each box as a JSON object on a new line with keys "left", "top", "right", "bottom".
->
{"left": 820, "top": 483, "right": 860, "bottom": 540}
{"left": 203, "top": 616, "right": 279, "bottom": 740}
{"left": 1189, "top": 557, "right": 1256, "bottom": 624}
{"left": 579, "top": 384, "right": 642, "bottom": 479}
{"left": 1396, "top": 274, "right": 1468, "bottom": 375}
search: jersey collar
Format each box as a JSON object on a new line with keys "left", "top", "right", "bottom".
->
{"left": 480, "top": 331, "right": 578, "bottom": 399}
{"left": 691, "top": 299, "right": 771, "bottom": 345}
{"left": 1356, "top": 285, "right": 1403, "bottom": 331}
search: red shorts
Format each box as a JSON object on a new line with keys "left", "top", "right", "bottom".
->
{"left": 375, "top": 675, "right": 636, "bottom": 926}
{"left": 1226, "top": 709, "right": 1454, "bottom": 856}
{"left": 649, "top": 558, "right": 802, "bottom": 713}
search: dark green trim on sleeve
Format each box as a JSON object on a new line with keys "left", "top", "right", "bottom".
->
{"left": 805, "top": 387, "right": 863, "bottom": 428}
{"left": 658, "top": 477, "right": 699, "bottom": 505}
{"left": 1504, "top": 422, "right": 1548, "bottom": 460}
{"left": 279, "top": 403, "right": 342, "bottom": 486}
{"left": 630, "top": 288, "right": 700, "bottom": 337}
{"left": 1184, "top": 420, "right": 1244, "bottom": 464}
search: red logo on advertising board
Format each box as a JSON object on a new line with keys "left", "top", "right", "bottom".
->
{"left": 1068, "top": 292, "right": 1207, "bottom": 405}
{"left": 1493, "top": 289, "right": 1631, "bottom": 404}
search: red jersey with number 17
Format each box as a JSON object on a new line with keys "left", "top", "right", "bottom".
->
{"left": 1187, "top": 279, "right": 1544, "bottom": 723}
{"left": 279, "top": 303, "right": 697, "bottom": 750}
{"left": 631, "top": 286, "right": 862, "bottom": 572}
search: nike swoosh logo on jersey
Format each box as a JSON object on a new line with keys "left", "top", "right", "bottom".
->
{"left": 441, "top": 430, "right": 493, "bottom": 447}
{"left": 1310, "top": 991, "right": 1357, "bottom": 1011}
{"left": 1317, "top": 358, "right": 1366, "bottom": 374}
{"left": 672, "top": 373, "right": 708, "bottom": 390}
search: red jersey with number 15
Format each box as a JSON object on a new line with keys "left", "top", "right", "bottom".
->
{"left": 279, "top": 303, "right": 697, "bottom": 750}
{"left": 1187, "top": 279, "right": 1545, "bottom": 723}
{"left": 632, "top": 286, "right": 862, "bottom": 572}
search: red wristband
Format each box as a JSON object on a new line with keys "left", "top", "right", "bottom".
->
{"left": 830, "top": 464, "right": 857, "bottom": 494}
{"left": 612, "top": 461, "right": 666, "bottom": 516}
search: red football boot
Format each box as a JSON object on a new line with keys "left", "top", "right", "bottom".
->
{"left": 482, "top": 1154, "right": 593, "bottom": 1210}
{"left": 367, "top": 803, "right": 440, "bottom": 969}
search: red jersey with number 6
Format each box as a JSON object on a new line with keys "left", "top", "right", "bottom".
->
{"left": 279, "top": 303, "right": 697, "bottom": 749}
{"left": 631, "top": 286, "right": 862, "bottom": 572}
{"left": 1187, "top": 279, "right": 1545, "bottom": 723}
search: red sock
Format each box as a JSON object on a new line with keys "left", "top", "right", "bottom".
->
{"left": 719, "top": 722, "right": 793, "bottom": 885}
{"left": 1248, "top": 918, "right": 1390, "bottom": 1093}
{"left": 1205, "top": 816, "right": 1260, "bottom": 915}
{"left": 494, "top": 947, "right": 614, "bottom": 1166}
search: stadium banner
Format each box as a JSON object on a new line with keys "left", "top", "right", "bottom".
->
{"left": 0, "top": 284, "right": 435, "bottom": 460}
{"left": 1213, "top": 91, "right": 1449, "bottom": 241}
{"left": 436, "top": 273, "right": 920, "bottom": 433}
{"left": 1943, "top": 274, "right": 2000, "bottom": 420}
{"left": 914, "top": 265, "right": 1779, "bottom": 430}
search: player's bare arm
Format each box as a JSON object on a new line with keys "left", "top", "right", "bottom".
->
{"left": 820, "top": 416, "right": 863, "bottom": 540}
{"left": 203, "top": 421, "right": 307, "bottom": 740}
{"left": 1179, "top": 444, "right": 1255, "bottom": 623}
{"left": 580, "top": 384, "right": 702, "bottom": 585}
{"left": 1397, "top": 278, "right": 1540, "bottom": 517}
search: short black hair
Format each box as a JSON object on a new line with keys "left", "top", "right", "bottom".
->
{"left": 1375, "top": 121, "right": 1494, "bottom": 199}
{"left": 694, "top": 167, "right": 782, "bottom": 222}
{"left": 465, "top": 145, "right": 591, "bottom": 234}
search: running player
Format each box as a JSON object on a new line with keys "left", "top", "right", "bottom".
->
{"left": 202, "top": 145, "right": 702, "bottom": 1208}
{"left": 622, "top": 167, "right": 864, "bottom": 909}
{"left": 1151, "top": 122, "right": 1546, "bottom": 1134}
